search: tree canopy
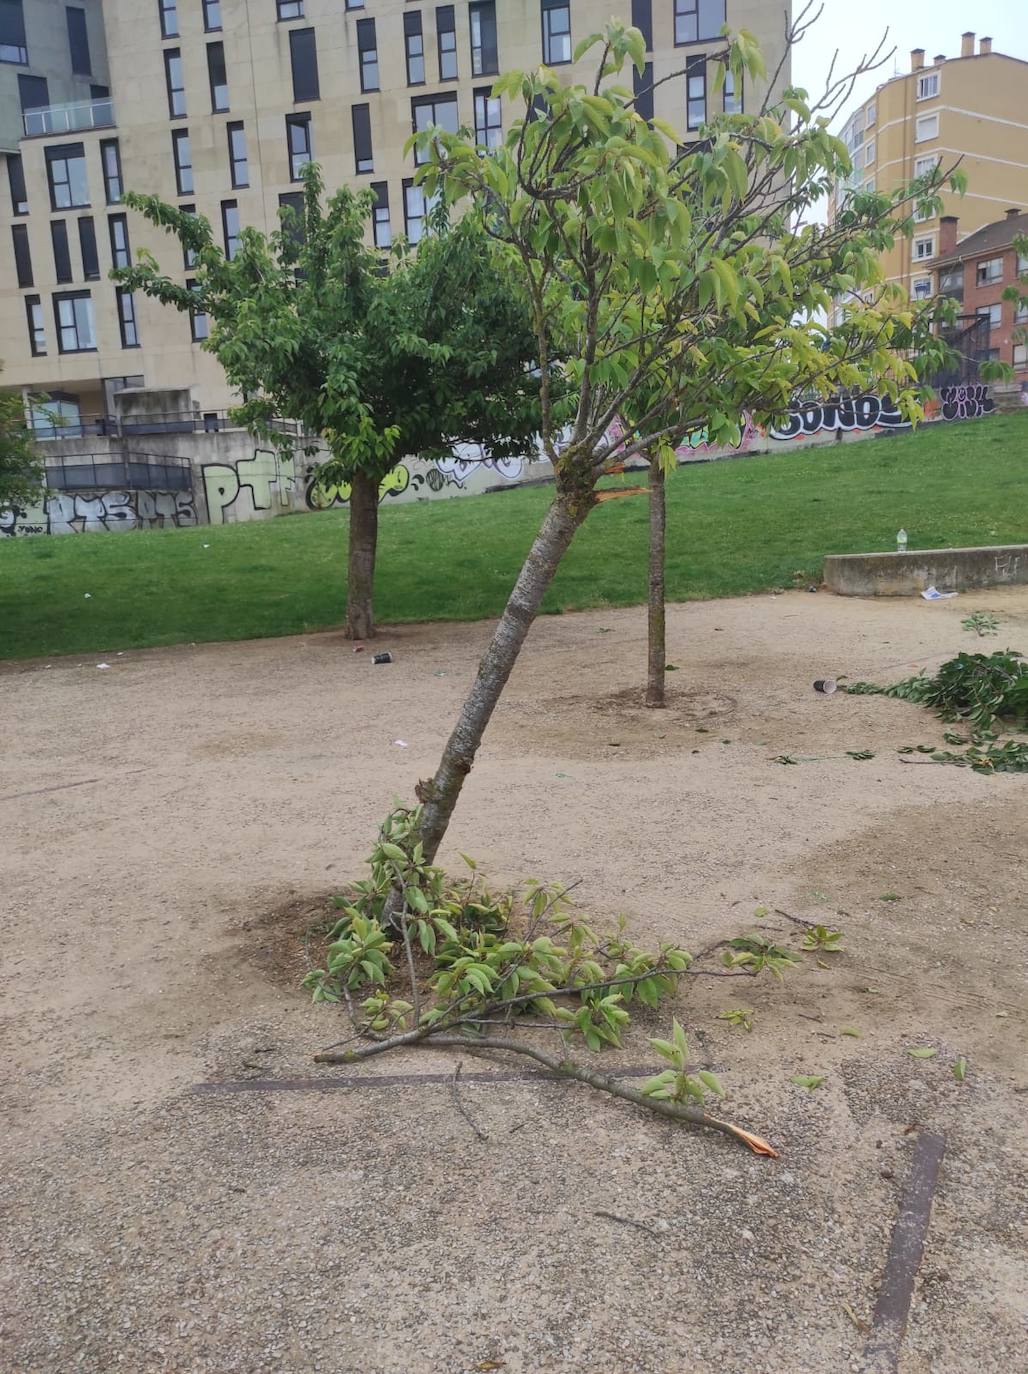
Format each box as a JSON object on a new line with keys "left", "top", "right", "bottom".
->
{"left": 0, "top": 376, "right": 41, "bottom": 516}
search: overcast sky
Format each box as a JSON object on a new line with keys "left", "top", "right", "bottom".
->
{"left": 791, "top": 0, "right": 1027, "bottom": 128}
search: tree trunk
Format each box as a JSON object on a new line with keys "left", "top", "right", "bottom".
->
{"left": 645, "top": 453, "right": 666, "bottom": 708}
{"left": 346, "top": 469, "right": 379, "bottom": 640}
{"left": 417, "top": 495, "right": 589, "bottom": 862}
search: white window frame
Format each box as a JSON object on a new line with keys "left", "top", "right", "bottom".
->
{"left": 864, "top": 139, "right": 875, "bottom": 166}
{"left": 976, "top": 257, "right": 1003, "bottom": 285}
{"left": 917, "top": 71, "right": 940, "bottom": 101}
{"left": 912, "top": 277, "right": 932, "bottom": 300}
{"left": 976, "top": 303, "right": 1002, "bottom": 329}
{"left": 1013, "top": 343, "right": 1027, "bottom": 367}
{"left": 913, "top": 235, "right": 935, "bottom": 261}
{"left": 865, "top": 102, "right": 876, "bottom": 126}
{"left": 915, "top": 113, "right": 939, "bottom": 143}
{"left": 914, "top": 153, "right": 940, "bottom": 178}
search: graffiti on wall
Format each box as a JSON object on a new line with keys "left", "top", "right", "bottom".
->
{"left": 938, "top": 384, "right": 996, "bottom": 421}
{"left": 202, "top": 448, "right": 297, "bottom": 524}
{"left": 0, "top": 489, "right": 198, "bottom": 537}
{"left": 304, "top": 445, "right": 527, "bottom": 510}
{"left": 769, "top": 394, "right": 912, "bottom": 441}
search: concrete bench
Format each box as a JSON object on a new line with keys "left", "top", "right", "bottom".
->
{"left": 824, "top": 545, "right": 1028, "bottom": 596}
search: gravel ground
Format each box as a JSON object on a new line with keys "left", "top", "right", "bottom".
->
{"left": 2, "top": 587, "right": 1027, "bottom": 1372}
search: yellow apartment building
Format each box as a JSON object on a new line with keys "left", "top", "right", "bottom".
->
{"left": 0, "top": 0, "right": 790, "bottom": 432}
{"left": 829, "top": 31, "right": 1028, "bottom": 308}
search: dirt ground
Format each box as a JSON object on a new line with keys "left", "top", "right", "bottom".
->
{"left": 2, "top": 587, "right": 1027, "bottom": 1374}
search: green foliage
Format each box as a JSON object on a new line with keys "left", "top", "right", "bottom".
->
{"left": 717, "top": 1007, "right": 755, "bottom": 1032}
{"left": 303, "top": 806, "right": 693, "bottom": 1048}
{"left": 791, "top": 1074, "right": 827, "bottom": 1090}
{"left": 723, "top": 935, "right": 802, "bottom": 979}
{"left": 962, "top": 611, "right": 1000, "bottom": 638}
{"left": 951, "top": 1057, "right": 968, "bottom": 1083}
{"left": 845, "top": 650, "right": 1028, "bottom": 734}
{"left": 0, "top": 379, "right": 42, "bottom": 513}
{"left": 924, "top": 738, "right": 1028, "bottom": 774}
{"left": 908, "top": 1046, "right": 938, "bottom": 1059}
{"left": 642, "top": 1019, "right": 725, "bottom": 1105}
{"left": 800, "top": 925, "right": 844, "bottom": 953}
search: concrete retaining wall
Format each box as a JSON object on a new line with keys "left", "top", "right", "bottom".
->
{"left": 824, "top": 545, "right": 1028, "bottom": 596}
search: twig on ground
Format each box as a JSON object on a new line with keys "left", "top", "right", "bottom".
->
{"left": 774, "top": 908, "right": 820, "bottom": 929}
{"left": 594, "top": 1210, "right": 662, "bottom": 1237}
{"left": 450, "top": 1062, "right": 489, "bottom": 1141}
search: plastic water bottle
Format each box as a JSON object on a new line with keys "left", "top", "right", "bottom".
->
{"left": 897, "top": 528, "right": 908, "bottom": 554}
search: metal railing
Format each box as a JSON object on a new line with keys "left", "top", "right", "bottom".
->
{"left": 22, "top": 97, "right": 115, "bottom": 138}
{"left": 31, "top": 409, "right": 309, "bottom": 440}
{"left": 44, "top": 454, "right": 193, "bottom": 493}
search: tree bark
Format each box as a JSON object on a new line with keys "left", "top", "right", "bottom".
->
{"left": 345, "top": 468, "right": 379, "bottom": 640}
{"left": 645, "top": 453, "right": 666, "bottom": 708}
{"left": 417, "top": 494, "right": 589, "bottom": 862}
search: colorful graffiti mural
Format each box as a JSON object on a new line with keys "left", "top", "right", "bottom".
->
{"left": 768, "top": 394, "right": 911, "bottom": 441}
{"left": 0, "top": 489, "right": 197, "bottom": 537}
{"left": 303, "top": 446, "right": 527, "bottom": 510}
{"left": 202, "top": 448, "right": 297, "bottom": 524}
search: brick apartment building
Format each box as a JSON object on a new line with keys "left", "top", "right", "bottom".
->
{"left": 935, "top": 208, "right": 1028, "bottom": 381}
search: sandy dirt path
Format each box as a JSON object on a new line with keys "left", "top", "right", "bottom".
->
{"left": 2, "top": 588, "right": 1026, "bottom": 1373}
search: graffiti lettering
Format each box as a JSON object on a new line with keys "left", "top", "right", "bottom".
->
{"left": 769, "top": 393, "right": 911, "bottom": 441}
{"left": 939, "top": 384, "right": 995, "bottom": 421}
{"left": 202, "top": 448, "right": 297, "bottom": 524}
{"left": 0, "top": 489, "right": 197, "bottom": 537}
{"left": 305, "top": 463, "right": 412, "bottom": 510}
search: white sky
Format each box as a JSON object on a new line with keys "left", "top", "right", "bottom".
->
{"left": 791, "top": 0, "right": 1028, "bottom": 129}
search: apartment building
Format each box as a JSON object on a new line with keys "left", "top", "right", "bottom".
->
{"left": 829, "top": 32, "right": 1028, "bottom": 306}
{"left": 0, "top": 0, "right": 789, "bottom": 432}
{"left": 935, "top": 208, "right": 1028, "bottom": 381}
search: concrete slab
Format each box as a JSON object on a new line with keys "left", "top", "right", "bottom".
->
{"left": 824, "top": 544, "right": 1028, "bottom": 596}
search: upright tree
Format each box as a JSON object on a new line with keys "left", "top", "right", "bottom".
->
{"left": 116, "top": 168, "right": 544, "bottom": 639}
{"left": 645, "top": 449, "right": 668, "bottom": 708}
{"left": 0, "top": 374, "right": 42, "bottom": 516}
{"left": 393, "top": 12, "right": 966, "bottom": 870}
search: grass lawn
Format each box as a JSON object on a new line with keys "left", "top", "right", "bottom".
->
{"left": 2, "top": 411, "right": 1026, "bottom": 661}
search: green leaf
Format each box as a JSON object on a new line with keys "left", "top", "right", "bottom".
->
{"left": 951, "top": 1057, "right": 968, "bottom": 1082}
{"left": 791, "top": 1074, "right": 827, "bottom": 1090}
{"left": 697, "top": 1071, "right": 725, "bottom": 1098}
{"left": 908, "top": 1046, "right": 938, "bottom": 1059}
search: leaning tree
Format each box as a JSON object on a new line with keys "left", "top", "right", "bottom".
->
{"left": 389, "top": 10, "right": 967, "bottom": 874}
{"left": 115, "top": 169, "right": 546, "bottom": 639}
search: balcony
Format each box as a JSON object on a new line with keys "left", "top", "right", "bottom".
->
{"left": 22, "top": 96, "right": 115, "bottom": 138}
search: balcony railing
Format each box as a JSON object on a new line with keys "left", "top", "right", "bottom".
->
{"left": 22, "top": 97, "right": 115, "bottom": 138}
{"left": 29, "top": 410, "right": 310, "bottom": 440}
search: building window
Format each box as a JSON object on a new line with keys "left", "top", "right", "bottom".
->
{"left": 345, "top": 0, "right": 363, "bottom": 8}
{"left": 25, "top": 295, "right": 46, "bottom": 356}
{"left": 164, "top": 48, "right": 186, "bottom": 117}
{"left": 631, "top": 0, "right": 653, "bottom": 50}
{"left": 437, "top": 5, "right": 457, "bottom": 80}
{"left": 686, "top": 54, "right": 706, "bottom": 129}
{"left": 289, "top": 27, "right": 319, "bottom": 101}
{"left": 202, "top": 0, "right": 221, "bottom": 31}
{"left": 470, "top": 1, "right": 498, "bottom": 76}
{"left": 180, "top": 202, "right": 197, "bottom": 267}
{"left": 117, "top": 287, "right": 139, "bottom": 347}
{"left": 976, "top": 257, "right": 1003, "bottom": 285}
{"left": 371, "top": 181, "right": 390, "bottom": 248}
{"left": 46, "top": 143, "right": 88, "bottom": 211}
{"left": 158, "top": 0, "right": 178, "bottom": 39}
{"left": 914, "top": 153, "right": 939, "bottom": 179}
{"left": 278, "top": 190, "right": 305, "bottom": 248}
{"left": 286, "top": 112, "right": 312, "bottom": 179}
{"left": 1016, "top": 301, "right": 1028, "bottom": 324}
{"left": 277, "top": 0, "right": 303, "bottom": 17}
{"left": 976, "top": 302, "right": 1002, "bottom": 330}
{"left": 913, "top": 203, "right": 932, "bottom": 224}
{"left": 915, "top": 113, "right": 938, "bottom": 142}
{"left": 912, "top": 277, "right": 932, "bottom": 300}
{"left": 404, "top": 12, "right": 425, "bottom": 85}
{"left": 541, "top": 0, "right": 570, "bottom": 65}
{"left": 11, "top": 223, "right": 32, "bottom": 287}
{"left": 7, "top": 153, "right": 28, "bottom": 214}
{"left": 108, "top": 212, "right": 130, "bottom": 268}
{"left": 865, "top": 101, "right": 876, "bottom": 126}
{"left": 221, "top": 199, "right": 240, "bottom": 258}
{"left": 66, "top": 6, "right": 91, "bottom": 74}
{"left": 172, "top": 129, "right": 193, "bottom": 193}
{"left": 403, "top": 178, "right": 426, "bottom": 243}
{"left": 51, "top": 220, "right": 72, "bottom": 281}
{"left": 473, "top": 88, "right": 502, "bottom": 149}
{"left": 227, "top": 121, "right": 248, "bottom": 186}
{"left": 1014, "top": 344, "right": 1027, "bottom": 367}
{"left": 675, "top": 0, "right": 725, "bottom": 45}
{"left": 78, "top": 215, "right": 99, "bottom": 279}
{"left": 54, "top": 292, "right": 96, "bottom": 352}
{"left": 913, "top": 235, "right": 934, "bottom": 261}
{"left": 100, "top": 138, "right": 122, "bottom": 203}
{"left": 864, "top": 139, "right": 875, "bottom": 166}
{"left": 18, "top": 73, "right": 49, "bottom": 112}
{"left": 633, "top": 61, "right": 653, "bottom": 120}
{"left": 938, "top": 266, "right": 963, "bottom": 300}
{"left": 352, "top": 103, "right": 373, "bottom": 173}
{"left": 187, "top": 280, "right": 208, "bottom": 340}
{"left": 412, "top": 92, "right": 459, "bottom": 165}
{"left": 357, "top": 18, "right": 378, "bottom": 91}
{"left": 1018, "top": 254, "right": 1028, "bottom": 275}
{"left": 207, "top": 41, "right": 228, "bottom": 111}
{"left": 723, "top": 67, "right": 741, "bottom": 114}
{"left": 917, "top": 71, "right": 940, "bottom": 101}
{"left": 1, "top": 0, "right": 29, "bottom": 64}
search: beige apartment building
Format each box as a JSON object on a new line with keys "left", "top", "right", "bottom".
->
{"left": 0, "top": 0, "right": 788, "bottom": 432}
{"left": 829, "top": 32, "right": 1028, "bottom": 308}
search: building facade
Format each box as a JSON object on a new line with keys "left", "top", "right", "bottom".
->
{"left": 829, "top": 32, "right": 1028, "bottom": 306}
{"left": 935, "top": 208, "right": 1028, "bottom": 382}
{"left": 0, "top": 0, "right": 790, "bottom": 432}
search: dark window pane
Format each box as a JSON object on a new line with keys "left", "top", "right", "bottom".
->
{"left": 469, "top": 1, "right": 497, "bottom": 76}
{"left": 18, "top": 73, "right": 49, "bottom": 112}
{"left": 8, "top": 152, "right": 28, "bottom": 214}
{"left": 207, "top": 40, "right": 228, "bottom": 111}
{"left": 11, "top": 222, "right": 32, "bottom": 287}
{"left": 78, "top": 215, "right": 99, "bottom": 279}
{"left": 1, "top": 0, "right": 28, "bottom": 63}
{"left": 289, "top": 27, "right": 319, "bottom": 101}
{"left": 51, "top": 220, "right": 72, "bottom": 282}
{"left": 633, "top": 60, "right": 653, "bottom": 121}
{"left": 357, "top": 18, "right": 378, "bottom": 91}
{"left": 65, "top": 6, "right": 90, "bottom": 74}
{"left": 630, "top": 0, "right": 652, "bottom": 50}
{"left": 352, "top": 103, "right": 373, "bottom": 173}
{"left": 100, "top": 138, "right": 122, "bottom": 203}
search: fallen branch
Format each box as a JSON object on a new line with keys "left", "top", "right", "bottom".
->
{"left": 450, "top": 1061, "right": 489, "bottom": 1141}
